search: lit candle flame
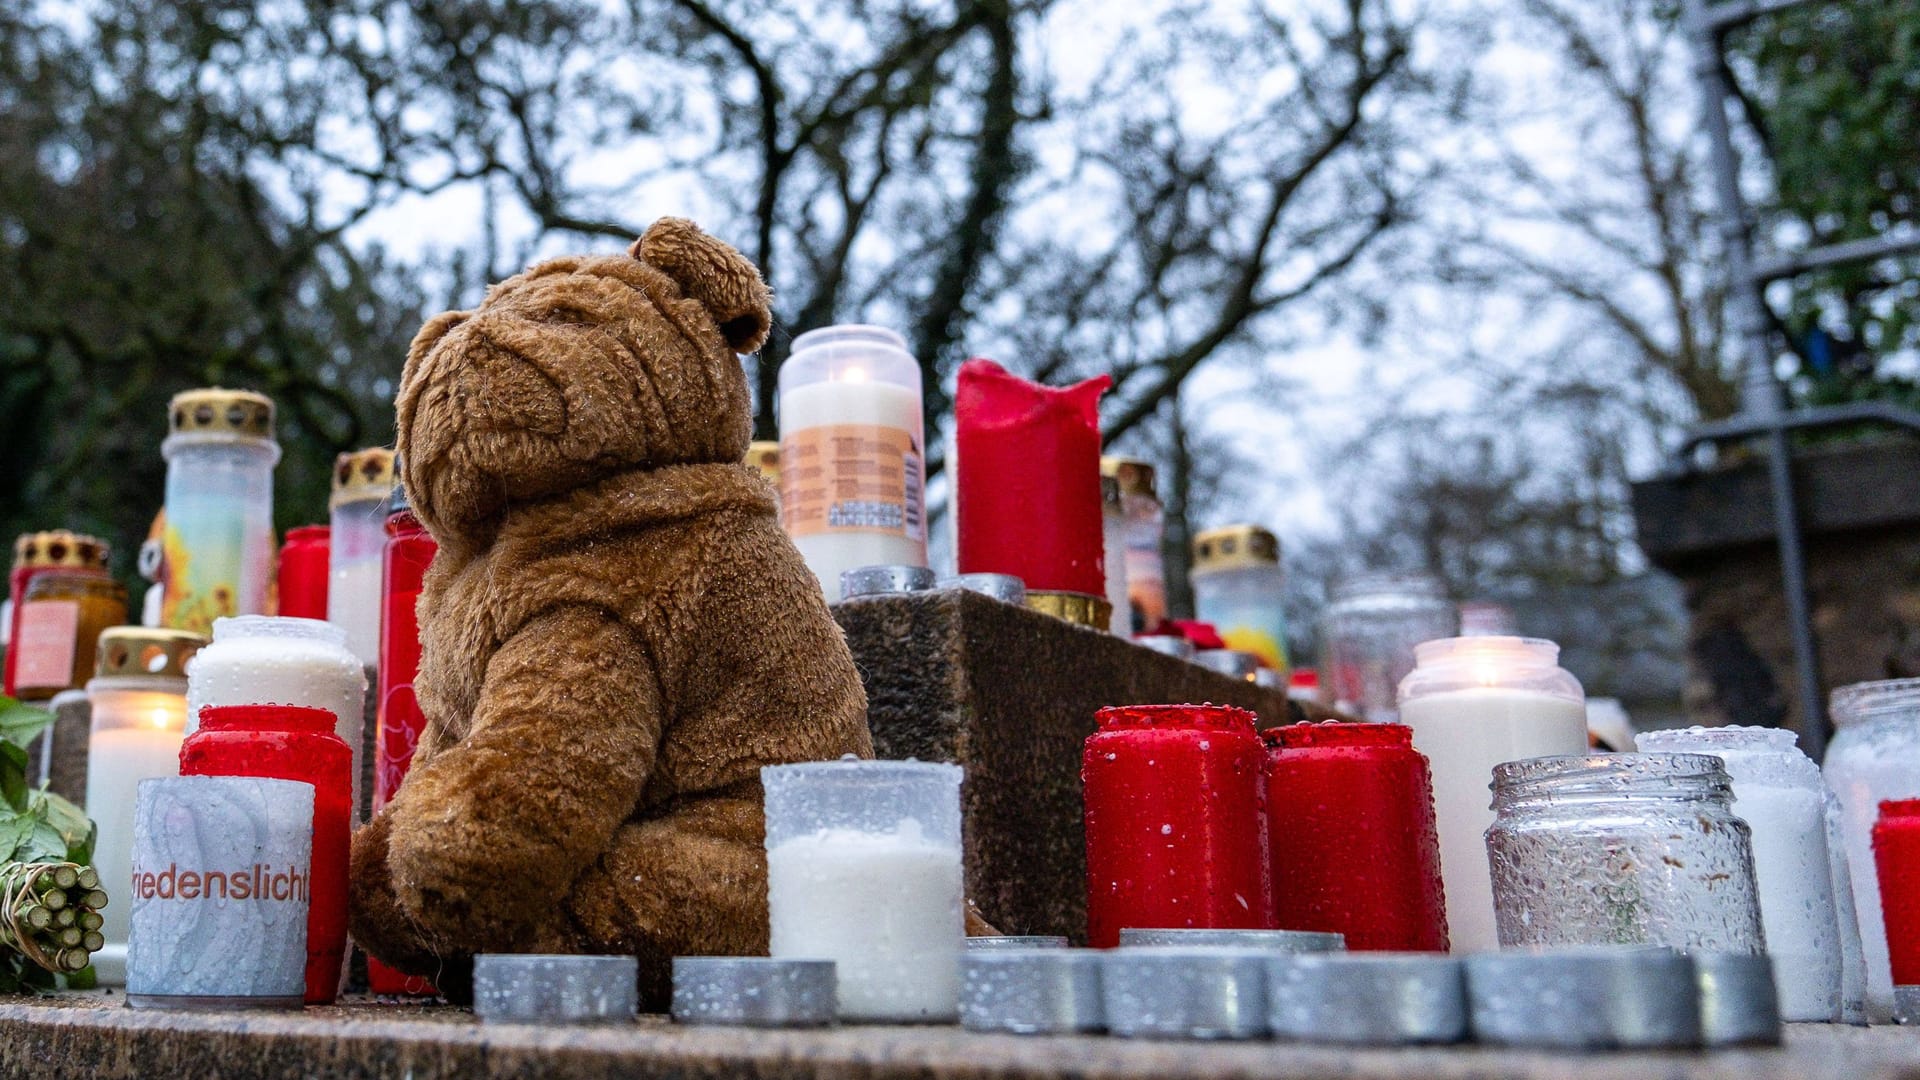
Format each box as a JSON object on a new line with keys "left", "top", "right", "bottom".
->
{"left": 838, "top": 366, "right": 870, "bottom": 384}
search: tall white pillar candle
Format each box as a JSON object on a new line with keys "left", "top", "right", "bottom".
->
{"left": 777, "top": 326, "right": 928, "bottom": 601}
{"left": 1396, "top": 636, "right": 1588, "bottom": 954}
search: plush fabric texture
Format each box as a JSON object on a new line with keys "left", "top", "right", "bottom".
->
{"left": 349, "top": 218, "right": 873, "bottom": 1006}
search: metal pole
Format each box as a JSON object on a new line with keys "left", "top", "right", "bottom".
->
{"left": 1683, "top": 0, "right": 1830, "bottom": 756}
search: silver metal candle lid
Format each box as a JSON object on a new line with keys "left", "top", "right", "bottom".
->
{"left": 967, "top": 935, "right": 1070, "bottom": 950}
{"left": 938, "top": 573, "right": 1028, "bottom": 605}
{"left": 1689, "top": 952, "right": 1782, "bottom": 1046}
{"left": 1266, "top": 953, "right": 1466, "bottom": 1044}
{"left": 961, "top": 949, "right": 1104, "bottom": 1034}
{"left": 1103, "top": 947, "right": 1268, "bottom": 1040}
{"left": 1465, "top": 947, "right": 1701, "bottom": 1049}
{"left": 473, "top": 954, "right": 638, "bottom": 1024}
{"left": 840, "top": 564, "right": 937, "bottom": 598}
{"left": 1193, "top": 650, "right": 1259, "bottom": 679}
{"left": 671, "top": 957, "right": 836, "bottom": 1028}
{"left": 1896, "top": 985, "right": 1920, "bottom": 1025}
{"left": 1135, "top": 635, "right": 1196, "bottom": 660}
{"left": 1253, "top": 668, "right": 1284, "bottom": 690}
{"left": 1119, "top": 928, "right": 1345, "bottom": 953}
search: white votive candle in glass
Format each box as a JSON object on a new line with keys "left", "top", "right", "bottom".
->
{"left": 1396, "top": 635, "right": 1588, "bottom": 954}
{"left": 777, "top": 326, "right": 928, "bottom": 601}
{"left": 83, "top": 627, "right": 205, "bottom": 984}
{"left": 763, "top": 759, "right": 964, "bottom": 1021}
{"left": 186, "top": 616, "right": 368, "bottom": 816}
{"left": 326, "top": 448, "right": 395, "bottom": 669}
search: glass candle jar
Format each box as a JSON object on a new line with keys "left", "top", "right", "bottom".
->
{"left": 1826, "top": 678, "right": 1920, "bottom": 1020}
{"left": 1191, "top": 525, "right": 1289, "bottom": 675}
{"left": 181, "top": 704, "right": 352, "bottom": 1005}
{"left": 326, "top": 448, "right": 394, "bottom": 668}
{"left": 83, "top": 626, "right": 205, "bottom": 984}
{"left": 953, "top": 358, "right": 1109, "bottom": 598}
{"left": 746, "top": 441, "right": 781, "bottom": 495}
{"left": 374, "top": 491, "right": 435, "bottom": 815}
{"left": 1827, "top": 793, "right": 1871, "bottom": 1024}
{"left": 1872, "top": 798, "right": 1920, "bottom": 1020}
{"left": 777, "top": 325, "right": 927, "bottom": 601}
{"left": 1487, "top": 753, "right": 1766, "bottom": 955}
{"left": 1397, "top": 636, "right": 1587, "bottom": 954}
{"left": 1262, "top": 722, "right": 1447, "bottom": 951}
{"left": 1323, "top": 573, "right": 1458, "bottom": 722}
{"left": 1101, "top": 457, "right": 1164, "bottom": 633}
{"left": 14, "top": 568, "right": 129, "bottom": 702}
{"left": 763, "top": 759, "right": 965, "bottom": 1022}
{"left": 1101, "top": 477, "right": 1130, "bottom": 635}
{"left": 1636, "top": 726, "right": 1841, "bottom": 1020}
{"left": 274, "top": 526, "right": 330, "bottom": 621}
{"left": 1082, "top": 705, "right": 1269, "bottom": 948}
{"left": 6, "top": 531, "right": 110, "bottom": 697}
{"left": 159, "top": 388, "right": 280, "bottom": 634}
{"left": 185, "top": 616, "right": 366, "bottom": 815}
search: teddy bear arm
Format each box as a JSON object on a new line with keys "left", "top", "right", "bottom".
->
{"left": 384, "top": 605, "right": 665, "bottom": 955}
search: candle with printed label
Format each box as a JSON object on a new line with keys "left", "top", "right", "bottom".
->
{"left": 158, "top": 389, "right": 280, "bottom": 634}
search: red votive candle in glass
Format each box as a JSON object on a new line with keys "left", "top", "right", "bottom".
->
{"left": 370, "top": 489, "right": 437, "bottom": 995}
{"left": 1083, "top": 704, "right": 1269, "bottom": 948}
{"left": 275, "top": 525, "right": 331, "bottom": 620}
{"left": 1873, "top": 798, "right": 1920, "bottom": 1003}
{"left": 954, "top": 358, "right": 1111, "bottom": 596}
{"left": 1263, "top": 721, "right": 1448, "bottom": 951}
{"left": 180, "top": 704, "right": 351, "bottom": 1004}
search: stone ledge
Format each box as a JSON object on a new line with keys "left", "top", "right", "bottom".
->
{"left": 0, "top": 995, "right": 1914, "bottom": 1080}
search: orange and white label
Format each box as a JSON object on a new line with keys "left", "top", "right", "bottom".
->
{"left": 780, "top": 425, "right": 925, "bottom": 541}
{"left": 13, "top": 600, "right": 79, "bottom": 690}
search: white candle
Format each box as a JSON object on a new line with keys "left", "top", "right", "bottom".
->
{"left": 83, "top": 683, "right": 191, "bottom": 986}
{"left": 1397, "top": 637, "right": 1589, "bottom": 954}
{"left": 777, "top": 326, "right": 927, "bottom": 601}
{"left": 767, "top": 820, "right": 964, "bottom": 1020}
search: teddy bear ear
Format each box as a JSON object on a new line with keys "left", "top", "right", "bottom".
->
{"left": 630, "top": 218, "right": 773, "bottom": 355}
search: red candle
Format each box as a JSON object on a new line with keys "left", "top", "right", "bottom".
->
{"left": 180, "top": 704, "right": 352, "bottom": 1004}
{"left": 275, "top": 525, "right": 330, "bottom": 620}
{"left": 1873, "top": 798, "right": 1920, "bottom": 993}
{"left": 1263, "top": 721, "right": 1448, "bottom": 951}
{"left": 954, "top": 358, "right": 1110, "bottom": 596}
{"left": 370, "top": 498, "right": 437, "bottom": 995}
{"left": 1083, "top": 704, "right": 1269, "bottom": 948}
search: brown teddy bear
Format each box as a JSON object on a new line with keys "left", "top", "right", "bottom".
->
{"left": 348, "top": 218, "right": 874, "bottom": 1005}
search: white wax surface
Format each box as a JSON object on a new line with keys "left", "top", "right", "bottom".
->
{"left": 327, "top": 557, "right": 384, "bottom": 669}
{"left": 86, "top": 726, "right": 187, "bottom": 951}
{"left": 1398, "top": 686, "right": 1590, "bottom": 954}
{"left": 1729, "top": 783, "right": 1842, "bottom": 1020}
{"left": 767, "top": 822, "right": 963, "bottom": 1021}
{"left": 779, "top": 380, "right": 927, "bottom": 601}
{"left": 185, "top": 636, "right": 367, "bottom": 816}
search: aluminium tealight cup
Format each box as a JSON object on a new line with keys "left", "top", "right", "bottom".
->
{"left": 962, "top": 949, "right": 1104, "bottom": 1034}
{"left": 1193, "top": 650, "right": 1260, "bottom": 680}
{"left": 1119, "top": 928, "right": 1344, "bottom": 953}
{"left": 1690, "top": 951, "right": 1783, "bottom": 1046}
{"left": 968, "top": 935, "right": 1070, "bottom": 950}
{"left": 937, "top": 573, "right": 1027, "bottom": 606}
{"left": 1465, "top": 946, "right": 1702, "bottom": 1049}
{"left": 1135, "top": 635, "right": 1197, "bottom": 660}
{"left": 473, "top": 954, "right": 639, "bottom": 1024}
{"left": 1266, "top": 952, "right": 1466, "bottom": 1044}
{"left": 840, "top": 565, "right": 937, "bottom": 598}
{"left": 1102, "top": 947, "right": 1268, "bottom": 1040}
{"left": 672, "top": 957, "right": 835, "bottom": 1027}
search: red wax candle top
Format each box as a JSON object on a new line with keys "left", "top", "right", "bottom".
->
{"left": 1875, "top": 799, "right": 1920, "bottom": 987}
{"left": 1262, "top": 720, "right": 1448, "bottom": 952}
{"left": 954, "top": 358, "right": 1110, "bottom": 596}
{"left": 276, "top": 525, "right": 331, "bottom": 620}
{"left": 181, "top": 703, "right": 353, "bottom": 1004}
{"left": 1083, "top": 703, "right": 1269, "bottom": 947}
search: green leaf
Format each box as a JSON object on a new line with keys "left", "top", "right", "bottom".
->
{"left": 0, "top": 698, "right": 53, "bottom": 753}
{"left": 0, "top": 813, "right": 35, "bottom": 865}
{"left": 33, "top": 792, "right": 95, "bottom": 866}
{"left": 61, "top": 965, "right": 96, "bottom": 991}
{"left": 0, "top": 743, "right": 26, "bottom": 816}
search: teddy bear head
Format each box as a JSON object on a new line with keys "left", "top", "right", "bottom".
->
{"left": 394, "top": 218, "right": 772, "bottom": 541}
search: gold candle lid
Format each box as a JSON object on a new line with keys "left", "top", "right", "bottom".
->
{"left": 1192, "top": 524, "right": 1280, "bottom": 572}
{"left": 12, "top": 531, "right": 110, "bottom": 572}
{"left": 746, "top": 441, "right": 780, "bottom": 485}
{"left": 94, "top": 626, "right": 207, "bottom": 681}
{"left": 331, "top": 447, "right": 398, "bottom": 509}
{"left": 1026, "top": 590, "right": 1113, "bottom": 630}
{"left": 168, "top": 388, "right": 276, "bottom": 441}
{"left": 1100, "top": 456, "right": 1156, "bottom": 499}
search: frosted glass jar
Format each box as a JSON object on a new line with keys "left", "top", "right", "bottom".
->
{"left": 1636, "top": 726, "right": 1840, "bottom": 1020}
{"left": 1102, "top": 457, "right": 1164, "bottom": 633}
{"left": 186, "top": 616, "right": 367, "bottom": 817}
{"left": 1397, "top": 636, "right": 1587, "bottom": 954}
{"left": 1101, "top": 476, "right": 1130, "bottom": 636}
{"left": 326, "top": 448, "right": 395, "bottom": 668}
{"left": 1190, "top": 525, "right": 1288, "bottom": 674}
{"left": 776, "top": 326, "right": 927, "bottom": 601}
{"left": 1826, "top": 679, "right": 1920, "bottom": 1020}
{"left": 159, "top": 389, "right": 279, "bottom": 634}
{"left": 1487, "top": 753, "right": 1765, "bottom": 956}
{"left": 763, "top": 759, "right": 964, "bottom": 1021}
{"left": 1324, "top": 573, "right": 1457, "bottom": 722}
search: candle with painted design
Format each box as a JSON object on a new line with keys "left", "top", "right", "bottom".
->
{"left": 158, "top": 388, "right": 279, "bottom": 634}
{"left": 777, "top": 326, "right": 926, "bottom": 601}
